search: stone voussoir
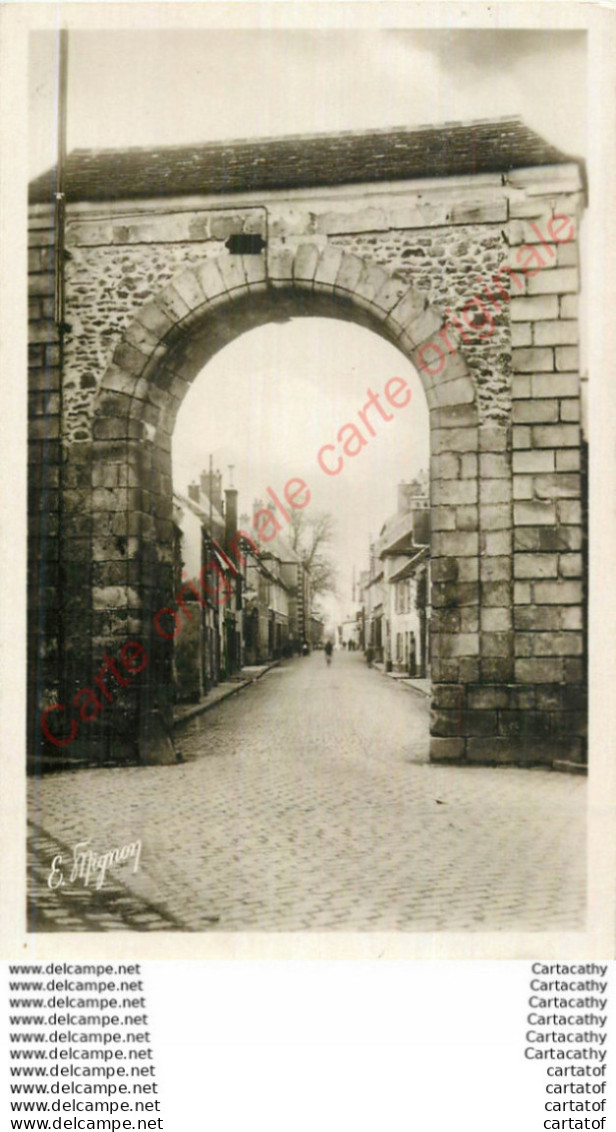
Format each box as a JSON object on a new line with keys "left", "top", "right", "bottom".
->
{"left": 134, "top": 300, "right": 175, "bottom": 341}
{"left": 157, "top": 282, "right": 193, "bottom": 325}
{"left": 194, "top": 258, "right": 227, "bottom": 303}
{"left": 267, "top": 245, "right": 296, "bottom": 288}
{"left": 426, "top": 376, "right": 475, "bottom": 410}
{"left": 171, "top": 268, "right": 210, "bottom": 313}
{"left": 313, "top": 246, "right": 346, "bottom": 293}
{"left": 215, "top": 254, "right": 249, "bottom": 295}
{"left": 293, "top": 242, "right": 321, "bottom": 289}
{"left": 240, "top": 255, "right": 267, "bottom": 291}
{"left": 333, "top": 252, "right": 366, "bottom": 296}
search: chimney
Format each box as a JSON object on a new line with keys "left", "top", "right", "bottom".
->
{"left": 398, "top": 481, "right": 416, "bottom": 515}
{"left": 200, "top": 468, "right": 222, "bottom": 513}
{"left": 224, "top": 488, "right": 238, "bottom": 551}
{"left": 188, "top": 482, "right": 200, "bottom": 504}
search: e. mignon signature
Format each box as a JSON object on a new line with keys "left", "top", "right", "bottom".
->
{"left": 47, "top": 839, "right": 142, "bottom": 891}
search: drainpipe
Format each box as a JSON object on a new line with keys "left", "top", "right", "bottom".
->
{"left": 224, "top": 487, "right": 238, "bottom": 553}
{"left": 54, "top": 30, "right": 68, "bottom": 327}
{"left": 224, "top": 487, "right": 240, "bottom": 669}
{"left": 54, "top": 28, "right": 68, "bottom": 717}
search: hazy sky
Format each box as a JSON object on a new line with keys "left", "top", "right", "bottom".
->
{"left": 30, "top": 29, "right": 586, "bottom": 175}
{"left": 174, "top": 318, "right": 429, "bottom": 620}
{"left": 29, "top": 28, "right": 586, "bottom": 616}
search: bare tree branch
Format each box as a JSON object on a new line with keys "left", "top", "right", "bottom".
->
{"left": 288, "top": 510, "right": 337, "bottom": 598}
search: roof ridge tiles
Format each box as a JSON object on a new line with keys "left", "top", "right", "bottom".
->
{"left": 66, "top": 114, "right": 526, "bottom": 158}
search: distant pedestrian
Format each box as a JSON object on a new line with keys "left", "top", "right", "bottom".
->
{"left": 324, "top": 640, "right": 333, "bottom": 666}
{"left": 366, "top": 646, "right": 373, "bottom": 668}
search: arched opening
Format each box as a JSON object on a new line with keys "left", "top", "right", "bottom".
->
{"left": 170, "top": 310, "right": 431, "bottom": 753}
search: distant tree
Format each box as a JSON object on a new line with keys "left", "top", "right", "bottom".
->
{"left": 288, "top": 510, "right": 338, "bottom": 600}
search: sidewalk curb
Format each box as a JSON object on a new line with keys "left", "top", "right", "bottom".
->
{"left": 173, "top": 660, "right": 280, "bottom": 728}
{"left": 372, "top": 666, "right": 585, "bottom": 773}
{"left": 396, "top": 679, "right": 431, "bottom": 701}
{"left": 552, "top": 759, "right": 587, "bottom": 776}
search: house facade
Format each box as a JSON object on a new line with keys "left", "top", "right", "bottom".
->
{"left": 173, "top": 471, "right": 243, "bottom": 702}
{"left": 172, "top": 480, "right": 315, "bottom": 700}
{"left": 361, "top": 475, "right": 431, "bottom": 677}
{"left": 239, "top": 508, "right": 307, "bottom": 659}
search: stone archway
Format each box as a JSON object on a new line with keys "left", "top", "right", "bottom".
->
{"left": 28, "top": 123, "right": 588, "bottom": 772}
{"left": 55, "top": 245, "right": 477, "bottom": 762}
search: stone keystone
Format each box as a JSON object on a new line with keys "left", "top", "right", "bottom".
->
{"left": 267, "top": 245, "right": 295, "bottom": 289}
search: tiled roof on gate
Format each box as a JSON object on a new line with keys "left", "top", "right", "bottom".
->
{"left": 28, "top": 116, "right": 580, "bottom": 205}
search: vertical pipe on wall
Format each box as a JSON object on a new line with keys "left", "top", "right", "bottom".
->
{"left": 53, "top": 28, "right": 68, "bottom": 328}
{"left": 54, "top": 28, "right": 68, "bottom": 748}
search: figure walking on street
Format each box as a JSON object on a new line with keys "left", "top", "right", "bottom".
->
{"left": 324, "top": 640, "right": 333, "bottom": 666}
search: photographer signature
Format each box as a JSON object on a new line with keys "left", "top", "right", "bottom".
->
{"left": 47, "top": 839, "right": 142, "bottom": 891}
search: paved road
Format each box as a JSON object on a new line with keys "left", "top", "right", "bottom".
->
{"left": 27, "top": 822, "right": 187, "bottom": 932}
{"left": 28, "top": 651, "right": 585, "bottom": 932}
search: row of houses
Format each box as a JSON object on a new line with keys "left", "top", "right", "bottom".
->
{"left": 172, "top": 470, "right": 319, "bottom": 704}
{"left": 357, "top": 474, "right": 431, "bottom": 678}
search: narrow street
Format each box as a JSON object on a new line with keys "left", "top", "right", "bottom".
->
{"left": 28, "top": 651, "right": 585, "bottom": 932}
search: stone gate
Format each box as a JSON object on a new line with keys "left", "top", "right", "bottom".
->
{"left": 28, "top": 117, "right": 587, "bottom": 770}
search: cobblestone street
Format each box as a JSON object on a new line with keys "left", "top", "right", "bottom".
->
{"left": 28, "top": 652, "right": 586, "bottom": 932}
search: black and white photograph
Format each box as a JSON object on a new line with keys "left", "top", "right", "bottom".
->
{"left": 14, "top": 6, "right": 605, "bottom": 946}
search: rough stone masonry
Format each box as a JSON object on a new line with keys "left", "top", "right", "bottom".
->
{"left": 27, "top": 117, "right": 587, "bottom": 769}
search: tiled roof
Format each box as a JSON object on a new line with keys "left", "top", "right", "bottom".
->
{"left": 28, "top": 116, "right": 578, "bottom": 205}
{"left": 174, "top": 489, "right": 224, "bottom": 532}
{"left": 261, "top": 530, "right": 302, "bottom": 567}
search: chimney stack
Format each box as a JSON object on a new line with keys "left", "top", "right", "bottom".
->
{"left": 188, "top": 482, "right": 200, "bottom": 504}
{"left": 397, "top": 481, "right": 416, "bottom": 515}
{"left": 200, "top": 468, "right": 222, "bottom": 513}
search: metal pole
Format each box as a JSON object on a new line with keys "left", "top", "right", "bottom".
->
{"left": 54, "top": 28, "right": 68, "bottom": 326}
{"left": 53, "top": 28, "right": 69, "bottom": 717}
